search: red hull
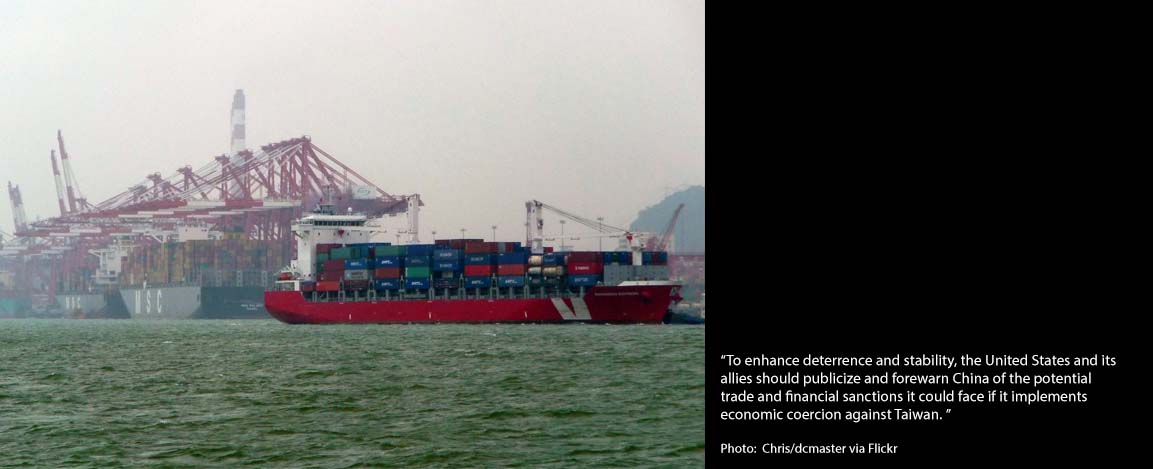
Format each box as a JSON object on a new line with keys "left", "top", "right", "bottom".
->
{"left": 264, "top": 284, "right": 678, "bottom": 324}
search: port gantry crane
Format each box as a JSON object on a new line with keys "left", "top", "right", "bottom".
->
{"left": 6, "top": 182, "right": 28, "bottom": 235}
{"left": 56, "top": 130, "right": 93, "bottom": 215}
{"left": 645, "top": 203, "right": 684, "bottom": 252}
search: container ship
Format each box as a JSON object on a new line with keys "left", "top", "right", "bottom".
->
{"left": 116, "top": 235, "right": 292, "bottom": 319}
{"left": 266, "top": 203, "right": 682, "bottom": 324}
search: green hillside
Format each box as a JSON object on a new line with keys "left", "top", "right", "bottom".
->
{"left": 629, "top": 186, "right": 704, "bottom": 253}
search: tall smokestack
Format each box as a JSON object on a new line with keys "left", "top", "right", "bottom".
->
{"left": 229, "top": 89, "right": 247, "bottom": 199}
{"left": 230, "top": 89, "right": 246, "bottom": 154}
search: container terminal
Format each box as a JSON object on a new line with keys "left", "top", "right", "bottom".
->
{"left": 1, "top": 91, "right": 703, "bottom": 319}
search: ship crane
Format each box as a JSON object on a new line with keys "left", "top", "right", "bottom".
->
{"left": 645, "top": 203, "right": 684, "bottom": 252}
{"left": 525, "top": 200, "right": 646, "bottom": 265}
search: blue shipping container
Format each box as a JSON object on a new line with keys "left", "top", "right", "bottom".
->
{"left": 464, "top": 277, "right": 492, "bottom": 288}
{"left": 497, "top": 275, "right": 526, "bottom": 287}
{"left": 405, "top": 278, "right": 430, "bottom": 290}
{"left": 568, "top": 274, "right": 599, "bottom": 286}
{"left": 433, "top": 249, "right": 461, "bottom": 260}
{"left": 345, "top": 258, "right": 370, "bottom": 269}
{"left": 497, "top": 252, "right": 527, "bottom": 264}
{"left": 375, "top": 279, "right": 401, "bottom": 290}
{"left": 464, "top": 254, "right": 493, "bottom": 265}
{"left": 433, "top": 279, "right": 457, "bottom": 289}
{"left": 433, "top": 261, "right": 461, "bottom": 272}
{"left": 542, "top": 253, "right": 561, "bottom": 266}
{"left": 406, "top": 256, "right": 431, "bottom": 266}
{"left": 375, "top": 256, "right": 402, "bottom": 267}
{"left": 405, "top": 245, "right": 436, "bottom": 256}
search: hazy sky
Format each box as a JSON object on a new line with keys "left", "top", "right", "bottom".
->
{"left": 0, "top": 0, "right": 703, "bottom": 248}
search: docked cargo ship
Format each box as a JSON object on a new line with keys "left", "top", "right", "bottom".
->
{"left": 120, "top": 283, "right": 270, "bottom": 319}
{"left": 114, "top": 228, "right": 292, "bottom": 319}
{"left": 266, "top": 203, "right": 681, "bottom": 324}
{"left": 55, "top": 289, "right": 129, "bottom": 319}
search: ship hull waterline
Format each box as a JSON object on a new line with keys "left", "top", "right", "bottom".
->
{"left": 265, "top": 285, "right": 677, "bottom": 324}
{"left": 120, "top": 285, "right": 270, "bottom": 319}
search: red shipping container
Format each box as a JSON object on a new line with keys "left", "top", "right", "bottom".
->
{"left": 497, "top": 264, "right": 526, "bottom": 275}
{"left": 320, "top": 271, "right": 344, "bottom": 282}
{"left": 301, "top": 282, "right": 316, "bottom": 292}
{"left": 567, "top": 251, "right": 602, "bottom": 263}
{"left": 323, "top": 260, "right": 346, "bottom": 271}
{"left": 464, "top": 242, "right": 497, "bottom": 254}
{"left": 316, "top": 281, "right": 340, "bottom": 292}
{"left": 543, "top": 247, "right": 554, "bottom": 253}
{"left": 567, "top": 262, "right": 603, "bottom": 274}
{"left": 316, "top": 243, "right": 341, "bottom": 254}
{"left": 464, "top": 265, "right": 493, "bottom": 276}
{"left": 374, "top": 267, "right": 401, "bottom": 279}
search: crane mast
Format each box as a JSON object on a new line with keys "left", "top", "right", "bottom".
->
{"left": 406, "top": 194, "right": 421, "bottom": 243}
{"left": 525, "top": 200, "right": 544, "bottom": 253}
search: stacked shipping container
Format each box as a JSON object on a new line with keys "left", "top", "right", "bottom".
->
{"left": 304, "top": 239, "right": 669, "bottom": 295}
{"left": 119, "top": 238, "right": 292, "bottom": 288}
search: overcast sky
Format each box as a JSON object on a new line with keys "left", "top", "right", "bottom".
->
{"left": 0, "top": 0, "right": 703, "bottom": 248}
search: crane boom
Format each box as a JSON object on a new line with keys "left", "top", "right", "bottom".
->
{"left": 534, "top": 200, "right": 627, "bottom": 232}
{"left": 525, "top": 199, "right": 633, "bottom": 254}
{"left": 58, "top": 130, "right": 82, "bottom": 213}
{"left": 653, "top": 203, "right": 684, "bottom": 252}
{"left": 50, "top": 150, "right": 67, "bottom": 216}
{"left": 7, "top": 182, "right": 28, "bottom": 233}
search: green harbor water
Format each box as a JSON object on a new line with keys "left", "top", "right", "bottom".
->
{"left": 0, "top": 320, "right": 704, "bottom": 467}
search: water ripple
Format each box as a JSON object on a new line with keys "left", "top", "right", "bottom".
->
{"left": 0, "top": 319, "right": 703, "bottom": 467}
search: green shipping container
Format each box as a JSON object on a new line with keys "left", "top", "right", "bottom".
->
{"left": 330, "top": 247, "right": 352, "bottom": 260}
{"left": 374, "top": 245, "right": 406, "bottom": 257}
{"left": 405, "top": 266, "right": 431, "bottom": 278}
{"left": 316, "top": 253, "right": 330, "bottom": 262}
